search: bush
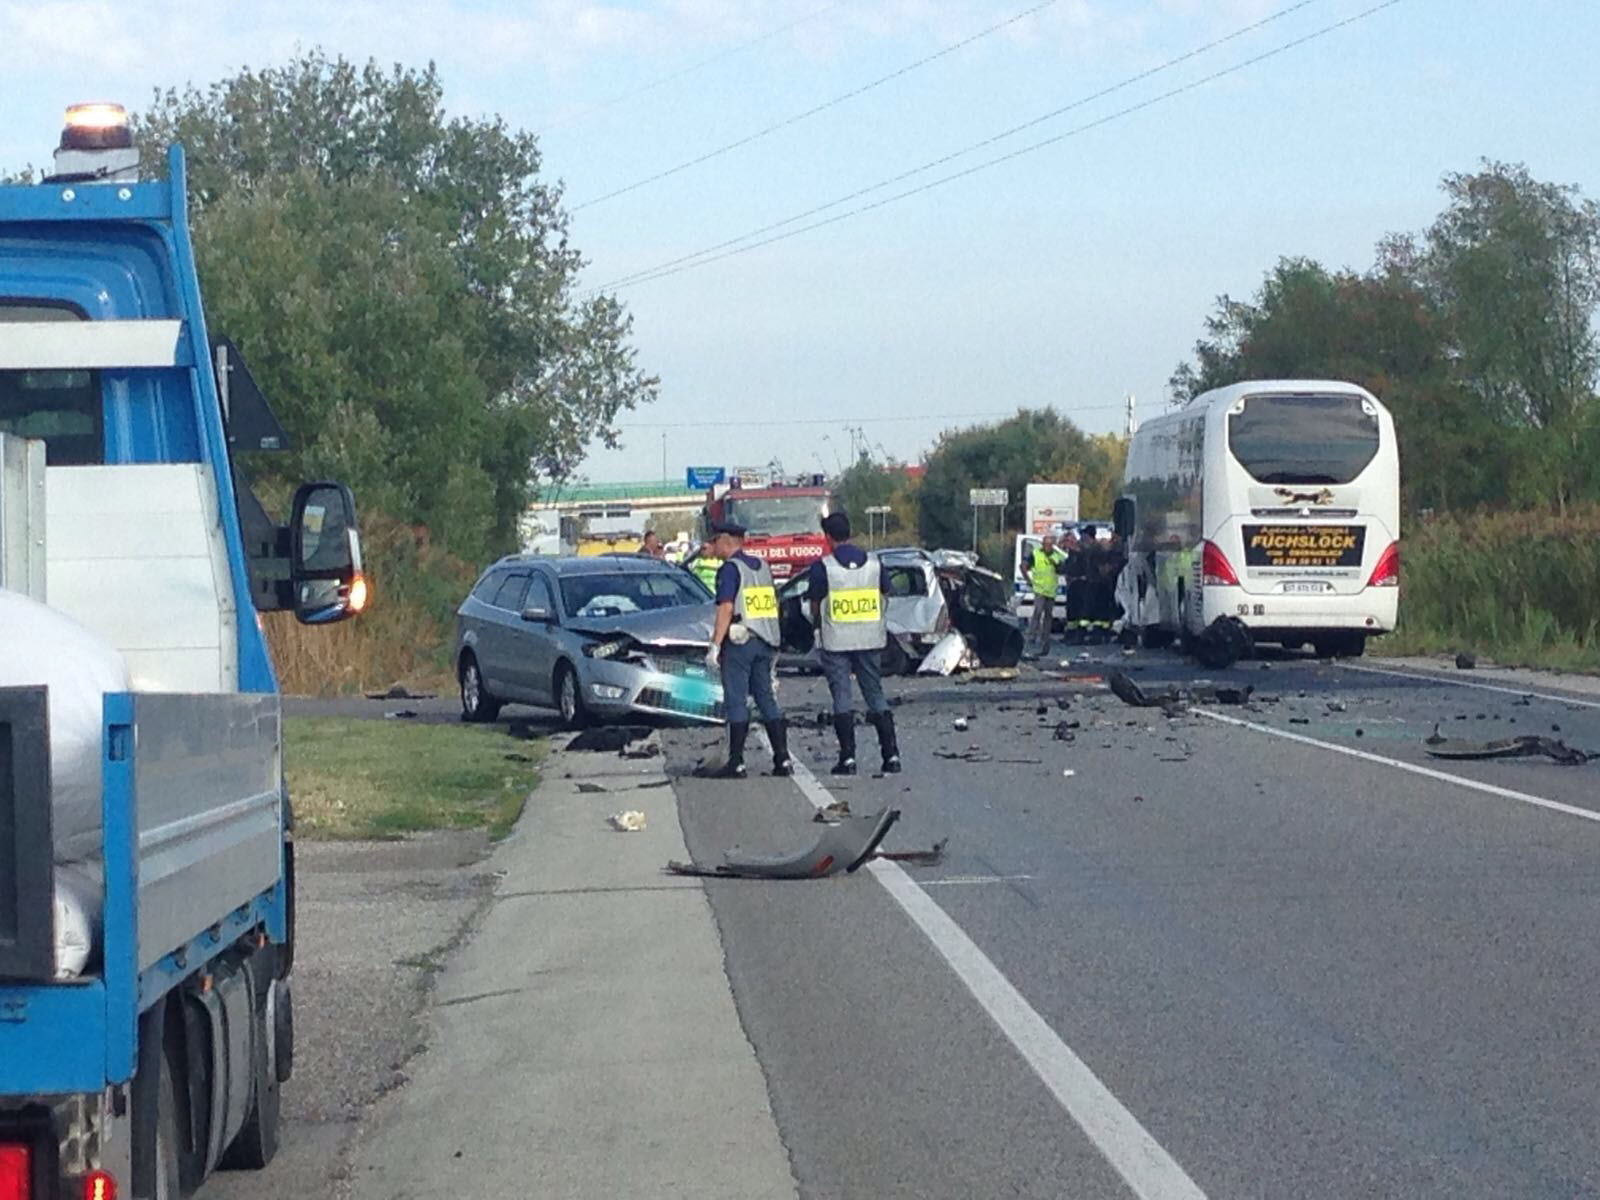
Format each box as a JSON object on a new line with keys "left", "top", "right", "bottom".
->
{"left": 266, "top": 510, "right": 480, "bottom": 696}
{"left": 1390, "top": 507, "right": 1600, "bottom": 668}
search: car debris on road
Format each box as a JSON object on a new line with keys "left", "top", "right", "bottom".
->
{"left": 666, "top": 807, "right": 902, "bottom": 879}
{"left": 608, "top": 810, "right": 648, "bottom": 832}
{"left": 1423, "top": 734, "right": 1591, "bottom": 766}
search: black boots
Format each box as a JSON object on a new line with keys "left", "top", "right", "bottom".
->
{"left": 868, "top": 710, "right": 902, "bottom": 774}
{"left": 831, "top": 713, "right": 857, "bottom": 775}
{"left": 713, "top": 720, "right": 749, "bottom": 779}
{"left": 764, "top": 719, "right": 792, "bottom": 777}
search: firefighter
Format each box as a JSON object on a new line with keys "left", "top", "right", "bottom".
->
{"left": 808, "top": 511, "right": 900, "bottom": 775}
{"left": 703, "top": 521, "right": 790, "bottom": 779}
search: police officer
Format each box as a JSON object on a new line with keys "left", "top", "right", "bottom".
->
{"left": 703, "top": 521, "right": 790, "bottom": 779}
{"left": 807, "top": 512, "right": 900, "bottom": 775}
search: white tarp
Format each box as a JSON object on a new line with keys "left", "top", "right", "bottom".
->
{"left": 0, "top": 587, "right": 130, "bottom": 976}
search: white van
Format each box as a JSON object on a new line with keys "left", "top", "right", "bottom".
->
{"left": 1113, "top": 380, "right": 1399, "bottom": 657}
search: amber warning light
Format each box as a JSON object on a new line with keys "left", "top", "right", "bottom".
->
{"left": 60, "top": 102, "right": 132, "bottom": 151}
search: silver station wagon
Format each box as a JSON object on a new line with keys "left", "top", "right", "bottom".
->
{"left": 455, "top": 555, "right": 724, "bottom": 727}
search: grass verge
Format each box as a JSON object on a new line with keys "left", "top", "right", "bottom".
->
{"left": 285, "top": 716, "right": 541, "bottom": 841}
{"left": 1389, "top": 505, "right": 1600, "bottom": 673}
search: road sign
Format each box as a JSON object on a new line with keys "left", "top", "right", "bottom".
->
{"left": 686, "top": 466, "right": 726, "bottom": 489}
{"left": 968, "top": 488, "right": 1008, "bottom": 507}
{"left": 864, "top": 505, "right": 892, "bottom": 515}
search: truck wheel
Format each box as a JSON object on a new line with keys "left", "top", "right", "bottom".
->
{"left": 275, "top": 977, "right": 295, "bottom": 1084}
{"left": 220, "top": 972, "right": 281, "bottom": 1170}
{"left": 133, "top": 1003, "right": 183, "bottom": 1200}
{"left": 555, "top": 662, "right": 590, "bottom": 729}
{"left": 153, "top": 1057, "right": 182, "bottom": 1200}
{"left": 459, "top": 653, "right": 502, "bottom": 723}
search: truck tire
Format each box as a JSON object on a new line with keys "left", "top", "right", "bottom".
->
{"left": 275, "top": 978, "right": 295, "bottom": 1084}
{"left": 133, "top": 1002, "right": 183, "bottom": 1200}
{"left": 153, "top": 1057, "right": 182, "bottom": 1200}
{"left": 459, "top": 652, "right": 502, "bottom": 723}
{"left": 220, "top": 971, "right": 281, "bottom": 1170}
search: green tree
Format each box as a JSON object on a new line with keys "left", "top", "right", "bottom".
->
{"left": 1170, "top": 162, "right": 1600, "bottom": 515}
{"left": 832, "top": 454, "right": 915, "bottom": 545}
{"left": 917, "top": 410, "right": 1125, "bottom": 565}
{"left": 134, "top": 52, "right": 657, "bottom": 558}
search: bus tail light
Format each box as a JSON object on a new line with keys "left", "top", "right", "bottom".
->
{"left": 0, "top": 1144, "right": 30, "bottom": 1200}
{"left": 1367, "top": 541, "right": 1400, "bottom": 588}
{"left": 1201, "top": 540, "right": 1239, "bottom": 587}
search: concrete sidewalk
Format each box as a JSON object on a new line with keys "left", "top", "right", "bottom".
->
{"left": 347, "top": 734, "right": 798, "bottom": 1199}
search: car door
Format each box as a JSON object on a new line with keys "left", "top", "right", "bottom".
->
{"left": 511, "top": 569, "right": 562, "bottom": 704}
{"left": 479, "top": 571, "right": 531, "bottom": 698}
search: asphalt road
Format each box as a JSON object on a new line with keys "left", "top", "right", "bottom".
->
{"left": 668, "top": 647, "right": 1600, "bottom": 1199}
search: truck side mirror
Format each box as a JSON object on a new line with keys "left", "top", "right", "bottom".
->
{"left": 289, "top": 481, "right": 366, "bottom": 625}
{"left": 1112, "top": 496, "right": 1136, "bottom": 540}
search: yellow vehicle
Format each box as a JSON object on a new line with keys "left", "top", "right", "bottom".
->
{"left": 577, "top": 531, "right": 644, "bottom": 556}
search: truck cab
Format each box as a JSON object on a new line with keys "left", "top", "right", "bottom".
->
{"left": 1, "top": 104, "right": 362, "bottom": 1198}
{"left": 698, "top": 474, "right": 833, "bottom": 582}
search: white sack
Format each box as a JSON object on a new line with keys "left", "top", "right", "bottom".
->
{"left": 0, "top": 587, "right": 130, "bottom": 864}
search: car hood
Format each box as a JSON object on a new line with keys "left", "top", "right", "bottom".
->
{"left": 566, "top": 604, "right": 717, "bottom": 648}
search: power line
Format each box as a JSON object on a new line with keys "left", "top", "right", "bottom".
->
{"left": 572, "top": 0, "right": 1061, "bottom": 212}
{"left": 615, "top": 402, "right": 1130, "bottom": 430}
{"left": 582, "top": 0, "right": 1321, "bottom": 292}
{"left": 586, "top": 0, "right": 1393, "bottom": 296}
{"left": 537, "top": 3, "right": 846, "bottom": 135}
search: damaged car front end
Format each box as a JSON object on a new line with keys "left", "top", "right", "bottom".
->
{"left": 568, "top": 607, "right": 726, "bottom": 724}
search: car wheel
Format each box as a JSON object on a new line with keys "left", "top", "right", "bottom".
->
{"left": 459, "top": 653, "right": 502, "bottom": 723}
{"left": 555, "top": 662, "right": 590, "bottom": 729}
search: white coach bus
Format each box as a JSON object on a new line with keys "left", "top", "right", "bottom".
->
{"left": 1112, "top": 379, "right": 1399, "bottom": 659}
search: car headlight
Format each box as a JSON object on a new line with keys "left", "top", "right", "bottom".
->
{"left": 583, "top": 638, "right": 631, "bottom": 659}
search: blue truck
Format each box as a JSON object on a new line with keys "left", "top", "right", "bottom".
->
{"left": 1, "top": 104, "right": 363, "bottom": 1197}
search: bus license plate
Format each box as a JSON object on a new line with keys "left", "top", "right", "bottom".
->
{"left": 1283, "top": 581, "right": 1330, "bottom": 594}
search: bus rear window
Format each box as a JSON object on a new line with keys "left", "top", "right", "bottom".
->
{"left": 1227, "top": 393, "right": 1379, "bottom": 485}
{"left": 0, "top": 303, "right": 102, "bottom": 465}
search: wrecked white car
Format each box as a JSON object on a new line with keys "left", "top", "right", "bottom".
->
{"left": 778, "top": 547, "right": 1025, "bottom": 674}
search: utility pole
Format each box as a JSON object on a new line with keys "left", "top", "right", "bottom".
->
{"left": 1125, "top": 393, "right": 1138, "bottom": 438}
{"left": 661, "top": 431, "right": 667, "bottom": 483}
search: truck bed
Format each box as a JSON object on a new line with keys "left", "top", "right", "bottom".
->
{"left": 1, "top": 688, "right": 283, "bottom": 1095}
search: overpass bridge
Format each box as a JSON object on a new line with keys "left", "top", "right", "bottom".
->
{"left": 535, "top": 479, "right": 706, "bottom": 521}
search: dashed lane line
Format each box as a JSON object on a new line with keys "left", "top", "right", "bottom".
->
{"left": 1340, "top": 662, "right": 1600, "bottom": 710}
{"left": 1192, "top": 708, "right": 1600, "bottom": 825}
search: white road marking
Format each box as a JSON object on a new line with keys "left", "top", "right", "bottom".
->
{"left": 791, "top": 759, "right": 1207, "bottom": 1200}
{"left": 1193, "top": 709, "right": 1600, "bottom": 824}
{"left": 1341, "top": 662, "right": 1600, "bottom": 710}
{"left": 921, "top": 874, "right": 1037, "bottom": 887}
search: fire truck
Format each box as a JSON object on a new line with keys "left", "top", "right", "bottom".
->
{"left": 699, "top": 471, "right": 835, "bottom": 581}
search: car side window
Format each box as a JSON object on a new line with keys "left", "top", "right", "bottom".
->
{"left": 526, "top": 573, "right": 556, "bottom": 616}
{"left": 491, "top": 573, "right": 530, "bottom": 611}
{"left": 472, "top": 571, "right": 502, "bottom": 601}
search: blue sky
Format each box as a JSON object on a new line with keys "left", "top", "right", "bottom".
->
{"left": 4, "top": 0, "right": 1597, "bottom": 487}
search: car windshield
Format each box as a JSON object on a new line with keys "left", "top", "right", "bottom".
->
{"left": 560, "top": 569, "right": 709, "bottom": 618}
{"left": 1228, "top": 392, "right": 1380, "bottom": 485}
{"left": 724, "top": 496, "right": 827, "bottom": 535}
